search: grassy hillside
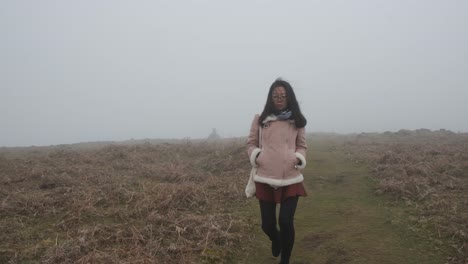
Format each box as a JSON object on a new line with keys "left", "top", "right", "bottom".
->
{"left": 1, "top": 132, "right": 466, "bottom": 263}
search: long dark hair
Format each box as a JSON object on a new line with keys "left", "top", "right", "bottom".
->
{"left": 259, "top": 78, "right": 307, "bottom": 128}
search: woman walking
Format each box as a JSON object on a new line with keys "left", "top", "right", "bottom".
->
{"left": 247, "top": 78, "right": 308, "bottom": 264}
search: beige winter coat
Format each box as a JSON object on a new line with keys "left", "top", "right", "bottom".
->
{"left": 247, "top": 114, "right": 307, "bottom": 187}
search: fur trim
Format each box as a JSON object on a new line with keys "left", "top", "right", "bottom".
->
{"left": 262, "top": 115, "right": 278, "bottom": 124}
{"left": 295, "top": 152, "right": 306, "bottom": 169}
{"left": 262, "top": 114, "right": 295, "bottom": 124}
{"left": 254, "top": 174, "right": 304, "bottom": 188}
{"left": 249, "top": 148, "right": 262, "bottom": 167}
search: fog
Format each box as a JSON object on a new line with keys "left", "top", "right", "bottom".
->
{"left": 1, "top": 0, "right": 467, "bottom": 147}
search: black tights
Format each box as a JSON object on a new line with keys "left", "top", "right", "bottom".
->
{"left": 259, "top": 196, "right": 299, "bottom": 260}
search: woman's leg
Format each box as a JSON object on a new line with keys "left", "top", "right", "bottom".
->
{"left": 278, "top": 196, "right": 299, "bottom": 263}
{"left": 259, "top": 200, "right": 281, "bottom": 257}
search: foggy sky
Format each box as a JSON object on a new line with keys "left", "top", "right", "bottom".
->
{"left": 1, "top": 0, "right": 468, "bottom": 147}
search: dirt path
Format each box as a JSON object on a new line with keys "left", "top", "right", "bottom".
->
{"left": 237, "top": 138, "right": 450, "bottom": 264}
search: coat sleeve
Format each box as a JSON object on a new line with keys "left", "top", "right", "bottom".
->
{"left": 246, "top": 114, "right": 262, "bottom": 167}
{"left": 295, "top": 127, "right": 307, "bottom": 169}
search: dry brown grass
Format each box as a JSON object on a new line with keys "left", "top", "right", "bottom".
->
{"left": 342, "top": 129, "right": 468, "bottom": 263}
{"left": 0, "top": 139, "right": 253, "bottom": 263}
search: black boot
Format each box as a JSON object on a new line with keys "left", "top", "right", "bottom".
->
{"left": 279, "top": 254, "right": 290, "bottom": 264}
{"left": 272, "top": 234, "right": 281, "bottom": 257}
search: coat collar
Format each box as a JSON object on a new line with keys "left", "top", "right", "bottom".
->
{"left": 262, "top": 114, "right": 278, "bottom": 124}
{"left": 262, "top": 114, "right": 295, "bottom": 124}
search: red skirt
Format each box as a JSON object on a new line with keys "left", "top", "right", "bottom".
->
{"left": 255, "top": 182, "right": 307, "bottom": 203}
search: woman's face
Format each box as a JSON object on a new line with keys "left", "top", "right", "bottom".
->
{"left": 272, "top": 86, "right": 287, "bottom": 111}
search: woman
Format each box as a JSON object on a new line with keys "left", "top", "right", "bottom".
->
{"left": 247, "top": 78, "right": 307, "bottom": 264}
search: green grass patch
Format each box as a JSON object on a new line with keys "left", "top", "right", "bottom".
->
{"left": 233, "top": 138, "right": 453, "bottom": 264}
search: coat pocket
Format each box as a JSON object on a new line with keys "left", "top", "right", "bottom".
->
{"left": 288, "top": 151, "right": 298, "bottom": 169}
